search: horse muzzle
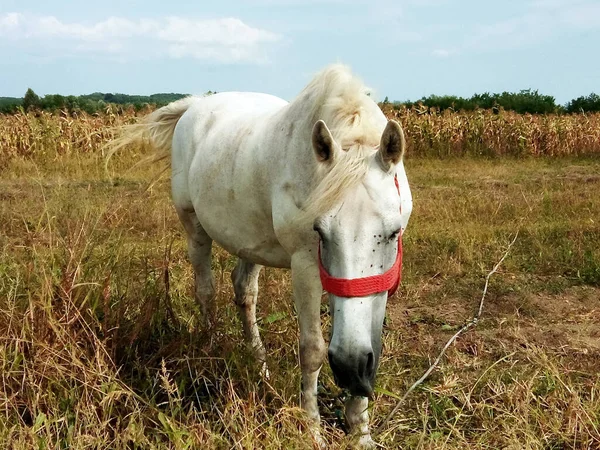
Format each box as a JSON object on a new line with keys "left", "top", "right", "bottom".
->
{"left": 328, "top": 346, "right": 377, "bottom": 397}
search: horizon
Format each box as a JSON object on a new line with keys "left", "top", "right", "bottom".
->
{"left": 1, "top": 1, "right": 599, "bottom": 104}
{"left": 1, "top": 87, "right": 593, "bottom": 108}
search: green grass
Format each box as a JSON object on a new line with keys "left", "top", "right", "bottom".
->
{"left": 1, "top": 148, "right": 599, "bottom": 449}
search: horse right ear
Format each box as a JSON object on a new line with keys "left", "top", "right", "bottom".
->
{"left": 377, "top": 120, "right": 405, "bottom": 171}
{"left": 312, "top": 120, "right": 338, "bottom": 163}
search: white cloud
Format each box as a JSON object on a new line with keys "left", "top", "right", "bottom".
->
{"left": 158, "top": 17, "right": 278, "bottom": 46}
{"left": 0, "top": 12, "right": 20, "bottom": 30}
{"left": 432, "top": 48, "right": 457, "bottom": 58}
{"left": 561, "top": 2, "right": 600, "bottom": 27}
{"left": 0, "top": 13, "right": 281, "bottom": 63}
{"left": 244, "top": 0, "right": 348, "bottom": 4}
{"left": 440, "top": 0, "right": 600, "bottom": 55}
{"left": 502, "top": 2, "right": 597, "bottom": 40}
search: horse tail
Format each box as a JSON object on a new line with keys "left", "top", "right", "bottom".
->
{"left": 105, "top": 96, "right": 197, "bottom": 168}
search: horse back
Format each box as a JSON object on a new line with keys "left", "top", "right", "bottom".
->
{"left": 171, "top": 92, "right": 293, "bottom": 267}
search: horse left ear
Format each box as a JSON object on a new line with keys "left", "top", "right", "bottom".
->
{"left": 312, "top": 120, "right": 338, "bottom": 163}
{"left": 377, "top": 120, "right": 405, "bottom": 170}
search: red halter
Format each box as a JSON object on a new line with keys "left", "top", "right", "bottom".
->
{"left": 318, "top": 176, "right": 403, "bottom": 298}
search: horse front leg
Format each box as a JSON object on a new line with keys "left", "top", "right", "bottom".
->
{"left": 291, "top": 252, "right": 326, "bottom": 448}
{"left": 345, "top": 396, "right": 375, "bottom": 448}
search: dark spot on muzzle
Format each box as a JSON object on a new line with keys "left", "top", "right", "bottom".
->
{"left": 328, "top": 348, "right": 376, "bottom": 397}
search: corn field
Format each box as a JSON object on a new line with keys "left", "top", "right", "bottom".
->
{"left": 1, "top": 107, "right": 600, "bottom": 160}
{"left": 0, "top": 108, "right": 143, "bottom": 161}
{"left": 382, "top": 106, "right": 600, "bottom": 157}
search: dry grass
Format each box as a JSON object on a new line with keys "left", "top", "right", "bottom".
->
{"left": 381, "top": 105, "right": 600, "bottom": 157}
{"left": 2, "top": 107, "right": 600, "bottom": 163}
{"left": 1, "top": 111, "right": 599, "bottom": 449}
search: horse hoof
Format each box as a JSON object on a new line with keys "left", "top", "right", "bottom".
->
{"left": 307, "top": 424, "right": 326, "bottom": 449}
{"left": 259, "top": 362, "right": 271, "bottom": 380}
{"left": 356, "top": 434, "right": 376, "bottom": 449}
{"left": 312, "top": 433, "right": 326, "bottom": 449}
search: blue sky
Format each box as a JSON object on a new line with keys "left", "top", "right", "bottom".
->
{"left": 1, "top": 0, "right": 598, "bottom": 104}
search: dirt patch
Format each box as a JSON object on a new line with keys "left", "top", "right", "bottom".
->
{"left": 386, "top": 284, "right": 600, "bottom": 371}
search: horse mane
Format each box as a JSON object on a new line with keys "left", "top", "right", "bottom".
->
{"left": 295, "top": 64, "right": 381, "bottom": 148}
{"left": 293, "top": 64, "right": 387, "bottom": 220}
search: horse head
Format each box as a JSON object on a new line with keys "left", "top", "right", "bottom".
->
{"left": 311, "top": 119, "right": 407, "bottom": 397}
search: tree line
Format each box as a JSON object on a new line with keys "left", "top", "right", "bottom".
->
{"left": 1, "top": 87, "right": 599, "bottom": 115}
{"left": 384, "top": 90, "right": 600, "bottom": 114}
{"left": 0, "top": 89, "right": 198, "bottom": 115}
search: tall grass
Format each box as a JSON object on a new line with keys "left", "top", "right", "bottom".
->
{"left": 0, "top": 108, "right": 142, "bottom": 163}
{"left": 2, "top": 107, "right": 600, "bottom": 162}
{"left": 383, "top": 106, "right": 600, "bottom": 157}
{"left": 1, "top": 110, "right": 599, "bottom": 448}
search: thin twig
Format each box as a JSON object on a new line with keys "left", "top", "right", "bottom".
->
{"left": 374, "top": 231, "right": 519, "bottom": 436}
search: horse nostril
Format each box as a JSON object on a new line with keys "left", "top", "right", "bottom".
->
{"left": 365, "top": 351, "right": 374, "bottom": 378}
{"left": 328, "top": 348, "right": 376, "bottom": 395}
{"left": 358, "top": 351, "right": 375, "bottom": 379}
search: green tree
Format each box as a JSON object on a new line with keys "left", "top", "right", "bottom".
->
{"left": 23, "top": 88, "right": 41, "bottom": 111}
{"left": 41, "top": 94, "right": 66, "bottom": 111}
{"left": 566, "top": 93, "right": 600, "bottom": 113}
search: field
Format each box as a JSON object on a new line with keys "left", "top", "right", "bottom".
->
{"left": 1, "top": 110, "right": 599, "bottom": 449}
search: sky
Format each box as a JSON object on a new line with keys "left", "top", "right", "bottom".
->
{"left": 0, "top": 0, "right": 599, "bottom": 105}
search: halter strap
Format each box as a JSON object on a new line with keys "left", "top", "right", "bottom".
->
{"left": 317, "top": 175, "right": 403, "bottom": 298}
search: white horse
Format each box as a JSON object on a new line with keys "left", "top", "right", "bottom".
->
{"left": 111, "top": 64, "right": 412, "bottom": 447}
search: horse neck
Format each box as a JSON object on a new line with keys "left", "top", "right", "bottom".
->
{"left": 271, "top": 101, "right": 324, "bottom": 197}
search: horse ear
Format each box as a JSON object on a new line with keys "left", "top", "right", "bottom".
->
{"left": 377, "top": 120, "right": 405, "bottom": 170}
{"left": 312, "top": 120, "right": 337, "bottom": 163}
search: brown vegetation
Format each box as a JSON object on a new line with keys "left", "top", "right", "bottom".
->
{"left": 381, "top": 105, "right": 600, "bottom": 157}
{"left": 1, "top": 110, "right": 599, "bottom": 448}
{"left": 2, "top": 107, "right": 600, "bottom": 163}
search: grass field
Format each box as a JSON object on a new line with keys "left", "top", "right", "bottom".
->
{"left": 1, "top": 112, "right": 600, "bottom": 449}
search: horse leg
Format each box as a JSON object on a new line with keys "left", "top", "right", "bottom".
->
{"left": 231, "top": 259, "right": 268, "bottom": 376}
{"left": 291, "top": 252, "right": 327, "bottom": 447}
{"left": 345, "top": 396, "right": 375, "bottom": 448}
{"left": 176, "top": 208, "right": 215, "bottom": 327}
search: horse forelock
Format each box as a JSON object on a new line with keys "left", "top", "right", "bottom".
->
{"left": 301, "top": 144, "right": 375, "bottom": 221}
{"left": 292, "top": 64, "right": 384, "bottom": 221}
